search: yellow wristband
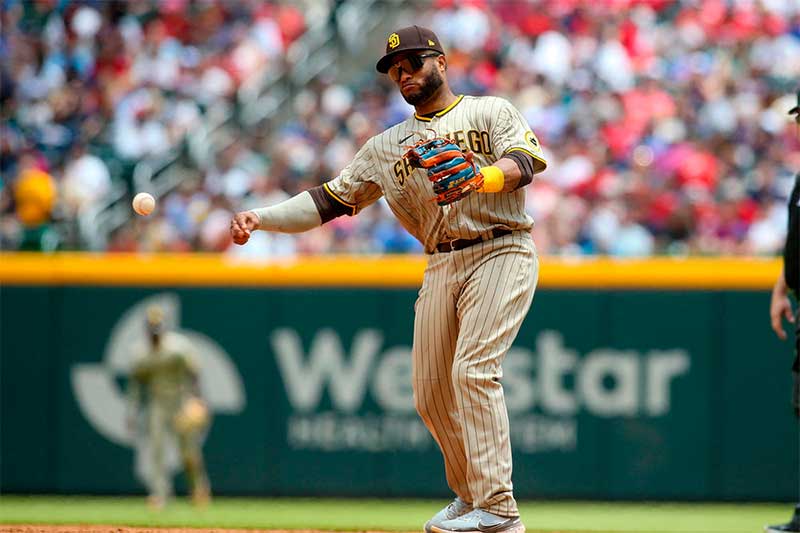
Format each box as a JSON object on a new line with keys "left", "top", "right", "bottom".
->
{"left": 480, "top": 165, "right": 505, "bottom": 193}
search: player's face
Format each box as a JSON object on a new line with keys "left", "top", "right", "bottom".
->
{"left": 389, "top": 52, "right": 444, "bottom": 106}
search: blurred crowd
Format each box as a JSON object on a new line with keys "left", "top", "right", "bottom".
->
{"left": 0, "top": 0, "right": 306, "bottom": 250}
{"left": 2, "top": 0, "right": 800, "bottom": 256}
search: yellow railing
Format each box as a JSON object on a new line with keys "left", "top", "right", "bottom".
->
{"left": 0, "top": 252, "right": 781, "bottom": 289}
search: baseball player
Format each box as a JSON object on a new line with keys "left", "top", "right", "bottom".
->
{"left": 231, "top": 26, "right": 546, "bottom": 533}
{"left": 766, "top": 91, "right": 800, "bottom": 533}
{"left": 127, "top": 305, "right": 211, "bottom": 509}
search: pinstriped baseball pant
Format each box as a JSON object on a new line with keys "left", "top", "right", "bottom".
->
{"left": 412, "top": 231, "right": 538, "bottom": 518}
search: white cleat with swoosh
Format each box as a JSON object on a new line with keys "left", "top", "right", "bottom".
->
{"left": 431, "top": 509, "right": 525, "bottom": 533}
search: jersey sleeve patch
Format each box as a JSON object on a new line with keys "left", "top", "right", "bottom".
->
{"left": 490, "top": 99, "right": 547, "bottom": 172}
{"left": 525, "top": 131, "right": 540, "bottom": 149}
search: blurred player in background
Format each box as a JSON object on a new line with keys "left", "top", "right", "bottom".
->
{"left": 127, "top": 305, "right": 211, "bottom": 509}
{"left": 767, "top": 91, "right": 800, "bottom": 533}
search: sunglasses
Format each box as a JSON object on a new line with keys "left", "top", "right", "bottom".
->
{"left": 388, "top": 53, "right": 440, "bottom": 82}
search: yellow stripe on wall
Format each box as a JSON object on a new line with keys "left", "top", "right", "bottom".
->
{"left": 542, "top": 257, "right": 780, "bottom": 289}
{"left": 0, "top": 253, "right": 781, "bottom": 289}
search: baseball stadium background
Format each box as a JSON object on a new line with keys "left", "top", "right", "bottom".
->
{"left": 1, "top": 0, "right": 799, "bottom": 532}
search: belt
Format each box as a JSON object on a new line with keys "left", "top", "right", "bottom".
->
{"left": 436, "top": 228, "right": 512, "bottom": 253}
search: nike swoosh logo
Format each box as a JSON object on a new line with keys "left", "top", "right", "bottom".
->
{"left": 477, "top": 520, "right": 495, "bottom": 532}
{"left": 476, "top": 518, "right": 519, "bottom": 533}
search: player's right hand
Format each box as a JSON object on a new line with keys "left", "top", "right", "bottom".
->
{"left": 230, "top": 211, "right": 259, "bottom": 245}
{"left": 770, "top": 281, "right": 795, "bottom": 341}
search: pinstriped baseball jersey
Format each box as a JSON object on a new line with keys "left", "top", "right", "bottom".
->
{"left": 324, "top": 93, "right": 544, "bottom": 519}
{"left": 324, "top": 95, "right": 546, "bottom": 253}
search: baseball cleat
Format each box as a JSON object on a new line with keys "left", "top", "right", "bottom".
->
{"left": 147, "top": 495, "right": 165, "bottom": 511}
{"left": 766, "top": 505, "right": 800, "bottom": 532}
{"left": 431, "top": 509, "right": 524, "bottom": 533}
{"left": 192, "top": 484, "right": 211, "bottom": 507}
{"left": 766, "top": 524, "right": 800, "bottom": 532}
{"left": 425, "top": 497, "right": 472, "bottom": 533}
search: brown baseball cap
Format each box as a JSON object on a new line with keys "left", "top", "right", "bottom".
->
{"left": 376, "top": 25, "right": 445, "bottom": 73}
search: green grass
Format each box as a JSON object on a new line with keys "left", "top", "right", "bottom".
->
{"left": 0, "top": 496, "right": 793, "bottom": 533}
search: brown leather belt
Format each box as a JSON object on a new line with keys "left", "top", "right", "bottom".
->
{"left": 436, "top": 228, "right": 512, "bottom": 253}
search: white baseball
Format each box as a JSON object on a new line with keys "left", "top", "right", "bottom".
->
{"left": 132, "top": 192, "right": 156, "bottom": 216}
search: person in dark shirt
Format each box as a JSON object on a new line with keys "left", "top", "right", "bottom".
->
{"left": 767, "top": 90, "right": 800, "bottom": 533}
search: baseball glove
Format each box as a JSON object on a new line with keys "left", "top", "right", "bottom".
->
{"left": 173, "top": 396, "right": 210, "bottom": 434}
{"left": 404, "top": 137, "right": 484, "bottom": 206}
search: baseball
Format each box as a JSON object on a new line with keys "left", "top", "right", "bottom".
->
{"left": 132, "top": 192, "right": 156, "bottom": 216}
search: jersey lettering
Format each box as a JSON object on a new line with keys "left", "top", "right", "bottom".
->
{"left": 393, "top": 156, "right": 415, "bottom": 186}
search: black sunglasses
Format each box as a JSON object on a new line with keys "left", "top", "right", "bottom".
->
{"left": 388, "top": 53, "right": 440, "bottom": 82}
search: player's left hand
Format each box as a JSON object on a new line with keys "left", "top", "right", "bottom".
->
{"left": 770, "top": 280, "right": 795, "bottom": 340}
{"left": 174, "top": 396, "right": 210, "bottom": 434}
{"left": 405, "top": 138, "right": 484, "bottom": 206}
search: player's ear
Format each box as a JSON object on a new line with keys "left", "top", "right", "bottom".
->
{"left": 438, "top": 54, "right": 447, "bottom": 72}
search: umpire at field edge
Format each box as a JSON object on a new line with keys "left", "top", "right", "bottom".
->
{"left": 767, "top": 90, "right": 800, "bottom": 533}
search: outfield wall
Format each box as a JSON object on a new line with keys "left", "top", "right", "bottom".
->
{"left": 1, "top": 254, "right": 796, "bottom": 500}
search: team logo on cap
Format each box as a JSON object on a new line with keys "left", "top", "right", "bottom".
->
{"left": 428, "top": 39, "right": 436, "bottom": 46}
{"left": 388, "top": 33, "right": 400, "bottom": 49}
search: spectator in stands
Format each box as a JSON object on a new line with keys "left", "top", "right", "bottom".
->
{"left": 2, "top": 0, "right": 799, "bottom": 256}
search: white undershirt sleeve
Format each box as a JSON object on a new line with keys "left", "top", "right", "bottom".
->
{"left": 250, "top": 191, "right": 322, "bottom": 233}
